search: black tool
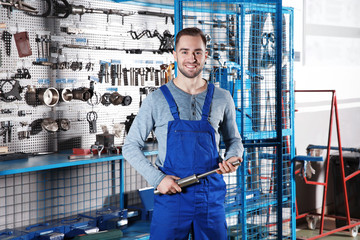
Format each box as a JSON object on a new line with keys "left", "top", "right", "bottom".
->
{"left": 0, "top": 0, "right": 38, "bottom": 18}
{"left": 110, "top": 64, "right": 116, "bottom": 86}
{"left": 0, "top": 79, "right": 22, "bottom": 102}
{"left": 98, "top": 63, "right": 105, "bottom": 83}
{"left": 147, "top": 30, "right": 174, "bottom": 53}
{"left": 122, "top": 68, "right": 129, "bottom": 86}
{"left": 128, "top": 30, "right": 151, "bottom": 40}
{"left": 154, "top": 69, "right": 160, "bottom": 86}
{"left": 154, "top": 160, "right": 242, "bottom": 195}
{"left": 26, "top": 0, "right": 135, "bottom": 22}
{"left": 0, "top": 152, "right": 28, "bottom": 161}
{"left": 260, "top": 32, "right": 276, "bottom": 69}
{"left": 137, "top": 11, "right": 196, "bottom": 24}
{"left": 2, "top": 31, "right": 12, "bottom": 56}
{"left": 198, "top": 19, "right": 227, "bottom": 28}
{"left": 14, "top": 68, "right": 31, "bottom": 79}
{"left": 86, "top": 111, "right": 98, "bottom": 133}
{"left": 124, "top": 114, "right": 136, "bottom": 134}
{"left": 61, "top": 44, "right": 166, "bottom": 54}
{"left": 101, "top": 93, "right": 112, "bottom": 106}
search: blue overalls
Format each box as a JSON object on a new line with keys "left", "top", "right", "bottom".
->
{"left": 150, "top": 83, "right": 227, "bottom": 240}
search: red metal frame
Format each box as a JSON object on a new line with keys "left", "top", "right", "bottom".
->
{"left": 294, "top": 90, "right": 360, "bottom": 239}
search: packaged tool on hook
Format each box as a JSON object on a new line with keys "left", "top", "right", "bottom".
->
{"left": 14, "top": 32, "right": 32, "bottom": 57}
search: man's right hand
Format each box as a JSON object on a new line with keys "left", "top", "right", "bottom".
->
{"left": 157, "top": 175, "right": 182, "bottom": 194}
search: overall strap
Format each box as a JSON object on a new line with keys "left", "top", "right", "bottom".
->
{"left": 160, "top": 85, "right": 180, "bottom": 120}
{"left": 201, "top": 83, "right": 215, "bottom": 121}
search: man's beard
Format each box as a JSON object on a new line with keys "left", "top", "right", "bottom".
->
{"left": 177, "top": 63, "right": 203, "bottom": 79}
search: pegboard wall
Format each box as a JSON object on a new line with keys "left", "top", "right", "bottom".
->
{"left": 0, "top": 0, "right": 174, "bottom": 154}
{"left": 0, "top": 0, "right": 172, "bottom": 232}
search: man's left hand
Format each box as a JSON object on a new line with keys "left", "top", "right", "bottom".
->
{"left": 216, "top": 156, "right": 243, "bottom": 174}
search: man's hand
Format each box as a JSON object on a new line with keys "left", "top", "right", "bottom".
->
{"left": 216, "top": 156, "right": 242, "bottom": 174}
{"left": 157, "top": 175, "right": 182, "bottom": 194}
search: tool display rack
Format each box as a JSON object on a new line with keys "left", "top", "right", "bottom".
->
{"left": 175, "top": 0, "right": 295, "bottom": 239}
{"left": 0, "top": 0, "right": 171, "bottom": 237}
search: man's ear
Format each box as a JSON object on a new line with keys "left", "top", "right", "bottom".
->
{"left": 173, "top": 50, "right": 177, "bottom": 60}
{"left": 205, "top": 50, "right": 208, "bottom": 60}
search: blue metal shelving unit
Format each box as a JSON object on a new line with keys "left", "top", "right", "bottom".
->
{"left": 0, "top": 148, "right": 158, "bottom": 239}
{"left": 175, "top": 0, "right": 295, "bottom": 239}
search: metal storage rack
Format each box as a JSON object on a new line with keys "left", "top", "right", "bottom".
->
{"left": 0, "top": 149, "right": 158, "bottom": 239}
{"left": 175, "top": 0, "right": 295, "bottom": 239}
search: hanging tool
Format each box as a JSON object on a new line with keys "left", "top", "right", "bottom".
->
{"left": 128, "top": 29, "right": 174, "bottom": 53}
{"left": 198, "top": 19, "right": 227, "bottom": 28}
{"left": 122, "top": 68, "right": 129, "bottom": 86}
{"left": 0, "top": 121, "right": 12, "bottom": 143}
{"left": 62, "top": 43, "right": 167, "bottom": 54}
{"left": 134, "top": 69, "right": 139, "bottom": 86}
{"left": 165, "top": 63, "right": 174, "bottom": 83}
{"left": 124, "top": 114, "right": 136, "bottom": 134}
{"left": 260, "top": 32, "right": 276, "bottom": 69}
{"left": 72, "top": 88, "right": 92, "bottom": 101}
{"left": 138, "top": 67, "right": 145, "bottom": 86}
{"left": 160, "top": 64, "right": 168, "bottom": 85}
{"left": 87, "top": 111, "right": 98, "bottom": 133}
{"left": 128, "top": 29, "right": 151, "bottom": 40}
{"left": 110, "top": 64, "right": 116, "bottom": 86}
{"left": 14, "top": 68, "right": 31, "bottom": 79}
{"left": 13, "top": 31, "right": 32, "bottom": 57}
{"left": 2, "top": 31, "right": 12, "bottom": 56}
{"left": 155, "top": 30, "right": 174, "bottom": 53}
{"left": 26, "top": 0, "right": 135, "bottom": 22}
{"left": 139, "top": 87, "right": 157, "bottom": 106}
{"left": 33, "top": 34, "right": 52, "bottom": 65}
{"left": 101, "top": 93, "right": 111, "bottom": 106}
{"left": 0, "top": 0, "right": 38, "bottom": 18}
{"left": 146, "top": 67, "right": 155, "bottom": 83}
{"left": 41, "top": 118, "right": 59, "bottom": 132}
{"left": 137, "top": 10, "right": 175, "bottom": 24}
{"left": 137, "top": 11, "right": 196, "bottom": 24}
{"left": 0, "top": 79, "right": 22, "bottom": 102}
{"left": 117, "top": 64, "right": 122, "bottom": 86}
{"left": 38, "top": 87, "right": 60, "bottom": 107}
{"left": 98, "top": 63, "right": 105, "bottom": 83}
{"left": 154, "top": 160, "right": 241, "bottom": 194}
{"left": 104, "top": 63, "right": 109, "bottom": 83}
{"left": 129, "top": 68, "right": 135, "bottom": 86}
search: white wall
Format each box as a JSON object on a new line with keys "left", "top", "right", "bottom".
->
{"left": 284, "top": 0, "right": 360, "bottom": 213}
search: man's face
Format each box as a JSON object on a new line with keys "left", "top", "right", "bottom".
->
{"left": 173, "top": 35, "right": 208, "bottom": 79}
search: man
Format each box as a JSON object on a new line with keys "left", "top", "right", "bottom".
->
{"left": 122, "top": 27, "right": 243, "bottom": 239}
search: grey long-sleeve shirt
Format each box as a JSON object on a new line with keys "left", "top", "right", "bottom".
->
{"left": 122, "top": 80, "right": 244, "bottom": 188}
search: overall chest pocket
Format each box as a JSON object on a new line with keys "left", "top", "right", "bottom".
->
{"left": 165, "top": 130, "right": 216, "bottom": 173}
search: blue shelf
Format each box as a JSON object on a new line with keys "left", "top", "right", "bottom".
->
{"left": 0, "top": 150, "right": 158, "bottom": 176}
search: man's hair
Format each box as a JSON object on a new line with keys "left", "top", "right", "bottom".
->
{"left": 175, "top": 27, "right": 207, "bottom": 49}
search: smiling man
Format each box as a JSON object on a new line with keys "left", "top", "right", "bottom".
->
{"left": 122, "top": 27, "right": 244, "bottom": 239}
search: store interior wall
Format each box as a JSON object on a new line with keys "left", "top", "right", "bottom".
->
{"left": 285, "top": 0, "right": 360, "bottom": 214}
